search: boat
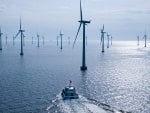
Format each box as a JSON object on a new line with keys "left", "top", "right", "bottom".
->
{"left": 61, "top": 80, "right": 79, "bottom": 100}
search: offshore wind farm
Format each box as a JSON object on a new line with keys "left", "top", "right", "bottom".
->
{"left": 0, "top": 0, "right": 150, "bottom": 113}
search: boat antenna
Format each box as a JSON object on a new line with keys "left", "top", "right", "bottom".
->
{"left": 69, "top": 80, "right": 72, "bottom": 87}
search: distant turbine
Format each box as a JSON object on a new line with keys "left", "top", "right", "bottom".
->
{"left": 73, "top": 0, "right": 91, "bottom": 71}
{"left": 6, "top": 34, "right": 8, "bottom": 45}
{"left": 137, "top": 35, "right": 139, "bottom": 46}
{"left": 101, "top": 25, "right": 106, "bottom": 52}
{"left": 13, "top": 35, "right": 15, "bottom": 46}
{"left": 111, "top": 36, "right": 112, "bottom": 45}
{"left": 37, "top": 34, "right": 40, "bottom": 48}
{"left": 0, "top": 27, "right": 3, "bottom": 50}
{"left": 107, "top": 33, "right": 110, "bottom": 48}
{"left": 68, "top": 37, "right": 71, "bottom": 45}
{"left": 57, "top": 36, "right": 59, "bottom": 47}
{"left": 32, "top": 37, "right": 33, "bottom": 44}
{"left": 42, "top": 36, "right": 45, "bottom": 46}
{"left": 143, "top": 32, "right": 147, "bottom": 47}
{"left": 60, "top": 31, "right": 63, "bottom": 50}
{"left": 14, "top": 17, "right": 25, "bottom": 55}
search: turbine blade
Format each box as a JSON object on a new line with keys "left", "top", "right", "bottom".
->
{"left": 14, "top": 31, "right": 20, "bottom": 39}
{"left": 102, "top": 24, "right": 104, "bottom": 31}
{"left": 22, "top": 33, "right": 25, "bottom": 38}
{"left": 80, "top": 0, "right": 83, "bottom": 21}
{"left": 20, "top": 17, "right": 21, "bottom": 30}
{"left": 100, "top": 33, "right": 103, "bottom": 45}
{"left": 73, "top": 23, "right": 82, "bottom": 48}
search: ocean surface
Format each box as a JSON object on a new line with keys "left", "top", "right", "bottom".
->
{"left": 0, "top": 40, "right": 150, "bottom": 113}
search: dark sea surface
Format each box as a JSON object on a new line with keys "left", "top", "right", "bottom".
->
{"left": 0, "top": 40, "right": 150, "bottom": 113}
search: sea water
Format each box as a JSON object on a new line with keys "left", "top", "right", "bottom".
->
{"left": 0, "top": 40, "right": 149, "bottom": 113}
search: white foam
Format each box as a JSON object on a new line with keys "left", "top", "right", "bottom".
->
{"left": 84, "top": 103, "right": 107, "bottom": 113}
{"left": 46, "top": 94, "right": 123, "bottom": 113}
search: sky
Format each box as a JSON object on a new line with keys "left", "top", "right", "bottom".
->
{"left": 0, "top": 0, "right": 150, "bottom": 41}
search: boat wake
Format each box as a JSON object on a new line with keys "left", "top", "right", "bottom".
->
{"left": 46, "top": 94, "right": 131, "bottom": 113}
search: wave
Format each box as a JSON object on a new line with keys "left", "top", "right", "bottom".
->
{"left": 46, "top": 94, "right": 131, "bottom": 113}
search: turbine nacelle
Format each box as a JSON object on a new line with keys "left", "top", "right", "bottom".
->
{"left": 60, "top": 33, "right": 64, "bottom": 36}
{"left": 59, "top": 30, "right": 64, "bottom": 37}
{"left": 101, "top": 30, "right": 106, "bottom": 34}
{"left": 107, "top": 33, "right": 110, "bottom": 37}
{"left": 101, "top": 24, "right": 105, "bottom": 34}
{"left": 101, "top": 30, "right": 106, "bottom": 33}
{"left": 19, "top": 29, "right": 25, "bottom": 32}
{"left": 78, "top": 20, "right": 91, "bottom": 24}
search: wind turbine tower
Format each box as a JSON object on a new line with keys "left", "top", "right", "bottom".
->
{"left": 13, "top": 36, "right": 15, "bottom": 46}
{"left": 111, "top": 36, "right": 112, "bottom": 45}
{"left": 42, "top": 36, "right": 44, "bottom": 46}
{"left": 14, "top": 17, "right": 25, "bottom": 55}
{"left": 0, "top": 28, "right": 3, "bottom": 50}
{"left": 73, "top": 0, "right": 91, "bottom": 71}
{"left": 60, "top": 31, "right": 63, "bottom": 50}
{"left": 37, "top": 34, "right": 40, "bottom": 48}
{"left": 32, "top": 37, "right": 33, "bottom": 44}
{"left": 101, "top": 25, "right": 106, "bottom": 52}
{"left": 137, "top": 35, "right": 139, "bottom": 46}
{"left": 143, "top": 32, "right": 147, "bottom": 47}
{"left": 107, "top": 33, "right": 110, "bottom": 48}
{"left": 57, "top": 36, "right": 59, "bottom": 47}
{"left": 6, "top": 35, "right": 8, "bottom": 45}
{"left": 68, "top": 37, "right": 71, "bottom": 45}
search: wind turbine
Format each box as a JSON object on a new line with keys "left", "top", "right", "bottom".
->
{"left": 107, "top": 33, "right": 110, "bottom": 48}
{"left": 42, "top": 36, "right": 44, "bottom": 46}
{"left": 6, "top": 34, "right": 8, "bottom": 45}
{"left": 0, "top": 27, "right": 3, "bottom": 50}
{"left": 32, "top": 37, "right": 33, "bottom": 44}
{"left": 13, "top": 35, "right": 15, "bottom": 46}
{"left": 101, "top": 25, "right": 106, "bottom": 52}
{"left": 14, "top": 17, "right": 25, "bottom": 55}
{"left": 57, "top": 36, "right": 59, "bottom": 47}
{"left": 143, "top": 32, "right": 147, "bottom": 47}
{"left": 73, "top": 0, "right": 91, "bottom": 71}
{"left": 60, "top": 31, "right": 63, "bottom": 50}
{"left": 111, "top": 36, "right": 112, "bottom": 45}
{"left": 68, "top": 37, "right": 71, "bottom": 45}
{"left": 137, "top": 35, "right": 139, "bottom": 46}
{"left": 37, "top": 33, "right": 40, "bottom": 48}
